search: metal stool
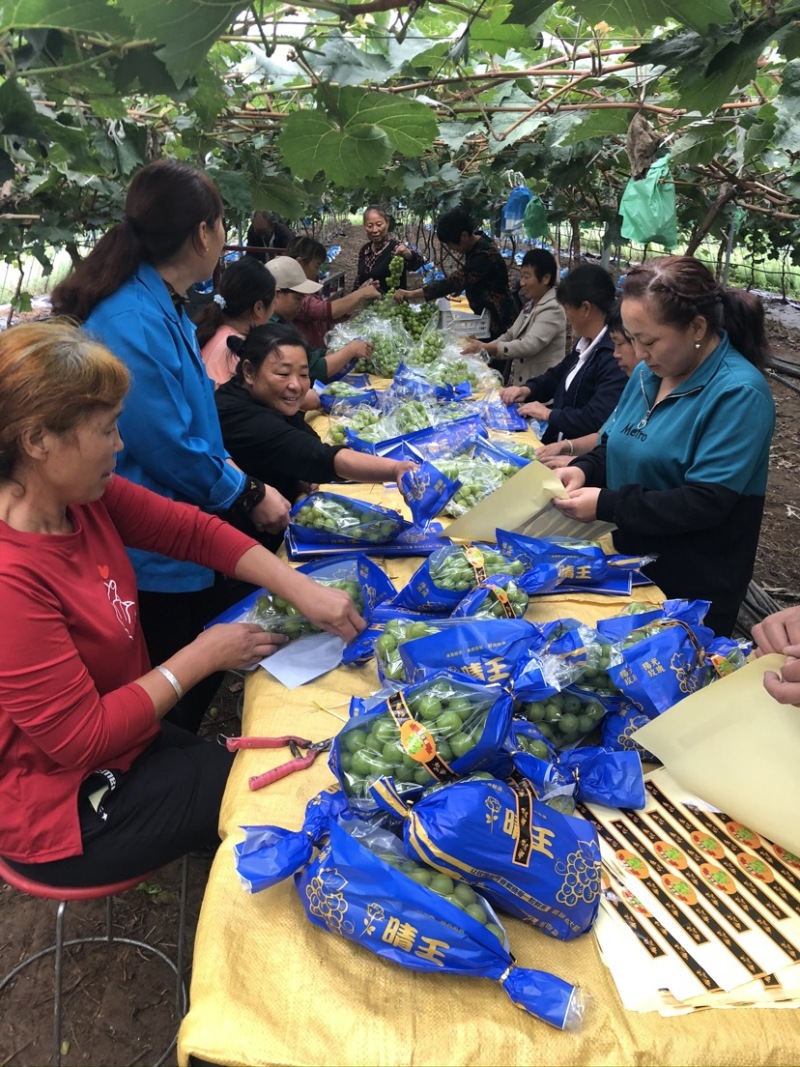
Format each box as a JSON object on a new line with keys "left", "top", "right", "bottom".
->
{"left": 0, "top": 854, "right": 189, "bottom": 1066}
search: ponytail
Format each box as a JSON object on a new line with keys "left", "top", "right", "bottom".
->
{"left": 721, "top": 289, "right": 771, "bottom": 370}
{"left": 51, "top": 159, "right": 223, "bottom": 323}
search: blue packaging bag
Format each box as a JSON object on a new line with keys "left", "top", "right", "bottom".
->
{"left": 477, "top": 396, "right": 529, "bottom": 432}
{"left": 294, "top": 813, "right": 583, "bottom": 1029}
{"left": 393, "top": 542, "right": 526, "bottom": 613}
{"left": 398, "top": 617, "right": 539, "bottom": 687}
{"left": 289, "top": 490, "right": 410, "bottom": 545}
{"left": 399, "top": 461, "right": 461, "bottom": 530}
{"left": 206, "top": 552, "right": 392, "bottom": 642}
{"left": 508, "top": 723, "right": 645, "bottom": 809}
{"left": 373, "top": 776, "right": 601, "bottom": 942}
{"left": 605, "top": 610, "right": 717, "bottom": 717}
{"left": 451, "top": 573, "right": 530, "bottom": 621}
{"left": 496, "top": 529, "right": 609, "bottom": 582}
{"left": 329, "top": 671, "right": 513, "bottom": 811}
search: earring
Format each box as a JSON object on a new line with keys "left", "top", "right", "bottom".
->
{"left": 694, "top": 341, "right": 701, "bottom": 350}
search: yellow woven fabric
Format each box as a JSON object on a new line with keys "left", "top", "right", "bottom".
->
{"left": 178, "top": 453, "right": 800, "bottom": 1066}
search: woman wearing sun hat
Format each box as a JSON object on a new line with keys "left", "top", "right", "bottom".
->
{"left": 266, "top": 256, "right": 373, "bottom": 382}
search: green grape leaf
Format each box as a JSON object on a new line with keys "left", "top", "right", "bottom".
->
{"left": 0, "top": 0, "right": 132, "bottom": 34}
{"left": 277, "top": 110, "right": 390, "bottom": 185}
{"left": 670, "top": 122, "right": 730, "bottom": 163}
{"left": 330, "top": 88, "right": 439, "bottom": 157}
{"left": 560, "top": 109, "right": 629, "bottom": 145}
{"left": 117, "top": 0, "right": 242, "bottom": 86}
{"left": 566, "top": 0, "right": 735, "bottom": 33}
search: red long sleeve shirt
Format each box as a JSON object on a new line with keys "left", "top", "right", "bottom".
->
{"left": 0, "top": 476, "right": 256, "bottom": 863}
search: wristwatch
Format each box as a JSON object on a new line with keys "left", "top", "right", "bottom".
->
{"left": 230, "top": 476, "right": 266, "bottom": 517}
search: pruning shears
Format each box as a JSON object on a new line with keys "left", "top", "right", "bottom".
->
{"left": 222, "top": 734, "right": 333, "bottom": 791}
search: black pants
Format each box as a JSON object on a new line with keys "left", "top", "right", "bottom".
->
{"left": 139, "top": 576, "right": 255, "bottom": 733}
{"left": 4, "top": 723, "right": 235, "bottom": 888}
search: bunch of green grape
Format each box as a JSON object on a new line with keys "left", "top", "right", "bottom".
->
{"left": 373, "top": 849, "right": 505, "bottom": 941}
{"left": 394, "top": 399, "right": 437, "bottom": 435}
{"left": 292, "top": 494, "right": 403, "bottom": 542}
{"left": 427, "top": 544, "right": 524, "bottom": 593}
{"left": 435, "top": 457, "right": 514, "bottom": 516}
{"left": 337, "top": 677, "right": 494, "bottom": 796}
{"left": 409, "top": 330, "right": 445, "bottom": 366}
{"left": 517, "top": 689, "right": 607, "bottom": 750}
{"left": 462, "top": 579, "right": 529, "bottom": 621}
{"left": 498, "top": 439, "right": 538, "bottom": 462}
{"left": 386, "top": 254, "right": 404, "bottom": 290}
{"left": 328, "top": 405, "right": 382, "bottom": 445}
{"left": 248, "top": 579, "right": 363, "bottom": 640}
{"left": 375, "top": 618, "right": 447, "bottom": 681}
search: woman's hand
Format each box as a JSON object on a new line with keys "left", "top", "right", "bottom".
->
{"left": 555, "top": 466, "right": 586, "bottom": 492}
{"left": 195, "top": 623, "right": 289, "bottom": 672}
{"left": 395, "top": 242, "right": 413, "bottom": 260}
{"left": 540, "top": 454, "right": 572, "bottom": 469}
{"left": 250, "top": 486, "right": 291, "bottom": 534}
{"left": 553, "top": 487, "right": 601, "bottom": 523}
{"left": 752, "top": 605, "right": 800, "bottom": 655}
{"left": 393, "top": 289, "right": 409, "bottom": 303}
{"left": 393, "top": 460, "right": 419, "bottom": 490}
{"left": 461, "top": 338, "right": 485, "bottom": 355}
{"left": 500, "top": 385, "right": 530, "bottom": 406}
{"left": 288, "top": 579, "right": 365, "bottom": 643}
{"left": 340, "top": 339, "right": 373, "bottom": 363}
{"left": 518, "top": 401, "right": 551, "bottom": 422}
{"left": 356, "top": 279, "right": 381, "bottom": 301}
{"left": 763, "top": 653, "right": 800, "bottom": 706}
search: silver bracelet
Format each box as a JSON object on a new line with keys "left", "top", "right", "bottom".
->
{"left": 155, "top": 664, "right": 185, "bottom": 701}
{"left": 566, "top": 440, "right": 574, "bottom": 456}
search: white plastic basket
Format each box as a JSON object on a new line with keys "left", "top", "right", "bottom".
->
{"left": 436, "top": 298, "right": 492, "bottom": 339}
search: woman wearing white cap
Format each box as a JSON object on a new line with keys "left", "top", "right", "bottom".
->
{"left": 266, "top": 256, "right": 373, "bottom": 382}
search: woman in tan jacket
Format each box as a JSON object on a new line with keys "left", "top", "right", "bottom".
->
{"left": 462, "top": 248, "right": 566, "bottom": 386}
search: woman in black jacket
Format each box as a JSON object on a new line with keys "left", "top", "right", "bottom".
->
{"left": 500, "top": 264, "right": 627, "bottom": 444}
{"left": 354, "top": 206, "right": 425, "bottom": 293}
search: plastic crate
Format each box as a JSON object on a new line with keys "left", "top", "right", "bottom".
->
{"left": 436, "top": 298, "right": 492, "bottom": 339}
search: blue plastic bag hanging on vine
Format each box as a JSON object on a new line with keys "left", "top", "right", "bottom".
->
{"left": 501, "top": 184, "right": 532, "bottom": 233}
{"left": 619, "top": 154, "right": 677, "bottom": 249}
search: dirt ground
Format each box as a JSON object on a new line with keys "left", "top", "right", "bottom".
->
{"left": 0, "top": 223, "right": 798, "bottom": 1067}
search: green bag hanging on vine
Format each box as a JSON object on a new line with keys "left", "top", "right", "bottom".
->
{"left": 523, "top": 195, "right": 547, "bottom": 239}
{"left": 619, "top": 155, "right": 677, "bottom": 249}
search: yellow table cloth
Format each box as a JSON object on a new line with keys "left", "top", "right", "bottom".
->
{"left": 178, "top": 450, "right": 800, "bottom": 1066}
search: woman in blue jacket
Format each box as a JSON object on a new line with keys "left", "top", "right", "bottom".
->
{"left": 51, "top": 160, "right": 363, "bottom": 730}
{"left": 555, "top": 255, "right": 775, "bottom": 636}
{"left": 500, "top": 264, "right": 628, "bottom": 445}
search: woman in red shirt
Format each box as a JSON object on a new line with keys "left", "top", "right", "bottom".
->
{"left": 0, "top": 321, "right": 363, "bottom": 887}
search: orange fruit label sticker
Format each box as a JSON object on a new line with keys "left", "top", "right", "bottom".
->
{"left": 399, "top": 719, "right": 438, "bottom": 764}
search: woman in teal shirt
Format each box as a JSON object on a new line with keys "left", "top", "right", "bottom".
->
{"left": 555, "top": 255, "right": 775, "bottom": 636}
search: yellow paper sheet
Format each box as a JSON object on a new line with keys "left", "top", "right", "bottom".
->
{"left": 633, "top": 655, "right": 800, "bottom": 855}
{"left": 444, "top": 458, "right": 615, "bottom": 543}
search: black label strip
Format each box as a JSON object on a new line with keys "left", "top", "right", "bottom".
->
{"left": 692, "top": 810, "right": 798, "bottom": 913}
{"left": 588, "top": 814, "right": 708, "bottom": 946}
{"left": 600, "top": 881, "right": 721, "bottom": 992}
{"left": 645, "top": 782, "right": 788, "bottom": 922}
{"left": 508, "top": 779, "right": 534, "bottom": 868}
{"left": 621, "top": 811, "right": 749, "bottom": 934}
{"left": 645, "top": 809, "right": 800, "bottom": 963}
{"left": 611, "top": 819, "right": 764, "bottom": 980}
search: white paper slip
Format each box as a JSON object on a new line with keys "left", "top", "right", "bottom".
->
{"left": 633, "top": 655, "right": 800, "bottom": 855}
{"left": 259, "top": 631, "right": 346, "bottom": 689}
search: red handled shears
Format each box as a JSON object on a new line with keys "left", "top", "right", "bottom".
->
{"left": 223, "top": 734, "right": 333, "bottom": 791}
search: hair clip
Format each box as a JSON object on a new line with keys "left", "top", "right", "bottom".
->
{"left": 213, "top": 293, "right": 227, "bottom": 309}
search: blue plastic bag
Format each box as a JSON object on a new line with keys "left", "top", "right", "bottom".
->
{"left": 398, "top": 617, "right": 540, "bottom": 686}
{"left": 373, "top": 775, "right": 601, "bottom": 942}
{"left": 289, "top": 491, "right": 410, "bottom": 545}
{"left": 399, "top": 461, "right": 461, "bottom": 530}
{"left": 451, "top": 573, "right": 530, "bottom": 621}
{"left": 289, "top": 812, "right": 583, "bottom": 1028}
{"left": 393, "top": 542, "right": 526, "bottom": 614}
{"left": 329, "top": 671, "right": 513, "bottom": 810}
